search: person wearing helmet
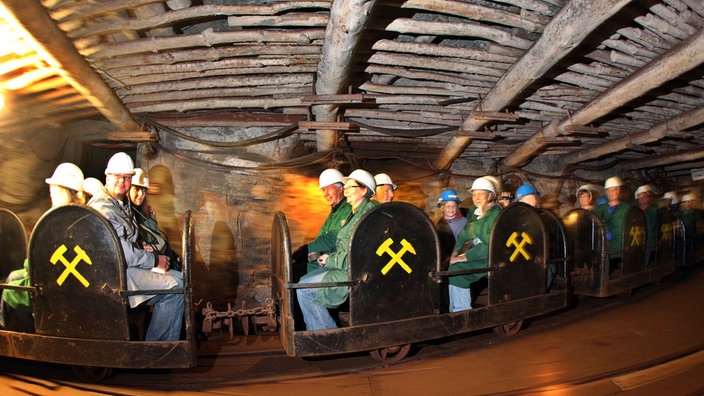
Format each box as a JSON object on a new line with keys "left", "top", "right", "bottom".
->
{"left": 82, "top": 177, "right": 104, "bottom": 202}
{"left": 374, "top": 173, "right": 397, "bottom": 204}
{"left": 576, "top": 184, "right": 599, "bottom": 210}
{"left": 447, "top": 176, "right": 501, "bottom": 312}
{"left": 88, "top": 152, "right": 183, "bottom": 341}
{"left": 593, "top": 176, "right": 630, "bottom": 277}
{"left": 45, "top": 162, "right": 86, "bottom": 206}
{"left": 297, "top": 169, "right": 377, "bottom": 330}
{"left": 302, "top": 169, "right": 353, "bottom": 274}
{"left": 680, "top": 193, "right": 700, "bottom": 257}
{"left": 129, "top": 168, "right": 182, "bottom": 272}
{"left": 634, "top": 184, "right": 657, "bottom": 266}
{"left": 1, "top": 162, "right": 86, "bottom": 332}
{"left": 436, "top": 189, "right": 467, "bottom": 262}
{"left": 515, "top": 184, "right": 539, "bottom": 207}
{"left": 662, "top": 191, "right": 679, "bottom": 209}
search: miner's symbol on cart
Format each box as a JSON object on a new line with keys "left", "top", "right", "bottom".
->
{"left": 376, "top": 237, "right": 415, "bottom": 275}
{"left": 50, "top": 244, "right": 92, "bottom": 287}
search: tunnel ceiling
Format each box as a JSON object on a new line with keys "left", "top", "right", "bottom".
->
{"left": 1, "top": 0, "right": 704, "bottom": 177}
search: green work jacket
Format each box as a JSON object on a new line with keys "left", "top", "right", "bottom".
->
{"left": 307, "top": 200, "right": 352, "bottom": 273}
{"left": 311, "top": 199, "right": 375, "bottom": 308}
{"left": 594, "top": 201, "right": 629, "bottom": 256}
{"left": 449, "top": 204, "right": 501, "bottom": 288}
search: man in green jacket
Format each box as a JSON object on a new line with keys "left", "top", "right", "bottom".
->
{"left": 594, "top": 176, "right": 630, "bottom": 275}
{"left": 297, "top": 169, "right": 377, "bottom": 330}
{"left": 634, "top": 184, "right": 657, "bottom": 266}
{"left": 449, "top": 177, "right": 501, "bottom": 312}
{"left": 305, "top": 169, "right": 352, "bottom": 274}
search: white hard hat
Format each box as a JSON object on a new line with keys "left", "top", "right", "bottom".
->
{"left": 82, "top": 177, "right": 103, "bottom": 196}
{"left": 482, "top": 175, "right": 501, "bottom": 193}
{"left": 681, "top": 193, "right": 696, "bottom": 202}
{"left": 470, "top": 177, "right": 496, "bottom": 194}
{"left": 131, "top": 168, "right": 149, "bottom": 189}
{"left": 634, "top": 184, "right": 654, "bottom": 198}
{"left": 45, "top": 163, "right": 84, "bottom": 192}
{"left": 604, "top": 176, "right": 624, "bottom": 190}
{"left": 576, "top": 184, "right": 596, "bottom": 200}
{"left": 344, "top": 169, "right": 376, "bottom": 198}
{"left": 374, "top": 173, "right": 397, "bottom": 190}
{"left": 318, "top": 168, "right": 344, "bottom": 189}
{"left": 663, "top": 191, "right": 679, "bottom": 204}
{"left": 104, "top": 152, "right": 136, "bottom": 175}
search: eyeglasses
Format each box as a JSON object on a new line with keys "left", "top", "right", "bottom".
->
{"left": 500, "top": 196, "right": 513, "bottom": 201}
{"left": 109, "top": 174, "right": 132, "bottom": 181}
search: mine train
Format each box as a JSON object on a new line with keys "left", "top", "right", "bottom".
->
{"left": 0, "top": 200, "right": 701, "bottom": 377}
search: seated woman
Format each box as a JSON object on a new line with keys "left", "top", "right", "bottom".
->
{"left": 129, "top": 168, "right": 182, "bottom": 271}
{"left": 1, "top": 163, "right": 84, "bottom": 332}
{"left": 436, "top": 189, "right": 467, "bottom": 263}
{"left": 448, "top": 176, "right": 501, "bottom": 312}
{"left": 296, "top": 169, "right": 377, "bottom": 330}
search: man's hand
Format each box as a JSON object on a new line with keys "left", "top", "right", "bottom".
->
{"left": 155, "top": 254, "right": 171, "bottom": 271}
{"left": 317, "top": 254, "right": 329, "bottom": 267}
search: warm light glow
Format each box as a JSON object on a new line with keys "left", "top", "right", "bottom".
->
{"left": 0, "top": 91, "right": 4, "bottom": 111}
{"left": 2, "top": 66, "right": 55, "bottom": 90}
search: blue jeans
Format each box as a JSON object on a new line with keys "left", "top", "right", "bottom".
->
{"left": 145, "top": 271, "right": 184, "bottom": 341}
{"left": 296, "top": 271, "right": 337, "bottom": 330}
{"left": 449, "top": 285, "right": 472, "bottom": 312}
{"left": 145, "top": 291, "right": 184, "bottom": 341}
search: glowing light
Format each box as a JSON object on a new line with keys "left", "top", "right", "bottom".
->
{"left": 2, "top": 66, "right": 55, "bottom": 90}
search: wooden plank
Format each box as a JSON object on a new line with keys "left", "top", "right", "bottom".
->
{"left": 106, "top": 131, "right": 158, "bottom": 141}
{"left": 298, "top": 121, "right": 358, "bottom": 131}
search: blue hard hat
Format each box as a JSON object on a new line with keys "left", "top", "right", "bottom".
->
{"left": 437, "top": 189, "right": 461, "bottom": 207}
{"left": 515, "top": 184, "right": 538, "bottom": 201}
{"left": 595, "top": 196, "right": 608, "bottom": 206}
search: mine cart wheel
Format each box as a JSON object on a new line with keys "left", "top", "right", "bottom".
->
{"left": 618, "top": 289, "right": 633, "bottom": 298}
{"left": 71, "top": 365, "right": 113, "bottom": 382}
{"left": 370, "top": 344, "right": 411, "bottom": 364}
{"left": 493, "top": 320, "right": 523, "bottom": 337}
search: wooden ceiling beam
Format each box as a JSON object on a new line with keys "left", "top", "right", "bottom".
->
{"left": 504, "top": 28, "right": 704, "bottom": 168}
{"left": 565, "top": 105, "right": 704, "bottom": 164}
{"left": 433, "top": 0, "right": 634, "bottom": 170}
{"left": 313, "top": 0, "right": 378, "bottom": 151}
{"left": 0, "top": 0, "right": 142, "bottom": 132}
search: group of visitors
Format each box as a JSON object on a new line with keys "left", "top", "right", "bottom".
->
{"left": 0, "top": 153, "right": 183, "bottom": 341}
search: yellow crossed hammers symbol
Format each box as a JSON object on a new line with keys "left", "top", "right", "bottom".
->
{"left": 660, "top": 223, "right": 673, "bottom": 241}
{"left": 50, "top": 244, "right": 92, "bottom": 287}
{"left": 376, "top": 238, "right": 415, "bottom": 275}
{"left": 629, "top": 226, "right": 644, "bottom": 247}
{"left": 506, "top": 231, "right": 533, "bottom": 262}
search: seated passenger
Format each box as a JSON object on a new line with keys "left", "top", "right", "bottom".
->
{"left": 498, "top": 190, "right": 514, "bottom": 208}
{"left": 593, "top": 176, "right": 630, "bottom": 276}
{"left": 576, "top": 184, "right": 599, "bottom": 210}
{"left": 88, "top": 152, "right": 183, "bottom": 341}
{"left": 448, "top": 177, "right": 500, "bottom": 312}
{"left": 680, "top": 193, "right": 701, "bottom": 257}
{"left": 1, "top": 162, "right": 85, "bottom": 332}
{"left": 515, "top": 184, "right": 539, "bottom": 207}
{"left": 302, "top": 169, "right": 352, "bottom": 275}
{"left": 82, "top": 177, "right": 103, "bottom": 203}
{"left": 130, "top": 168, "right": 182, "bottom": 271}
{"left": 296, "top": 169, "right": 376, "bottom": 330}
{"left": 374, "top": 173, "right": 397, "bottom": 204}
{"left": 435, "top": 189, "right": 467, "bottom": 263}
{"left": 634, "top": 184, "right": 657, "bottom": 266}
